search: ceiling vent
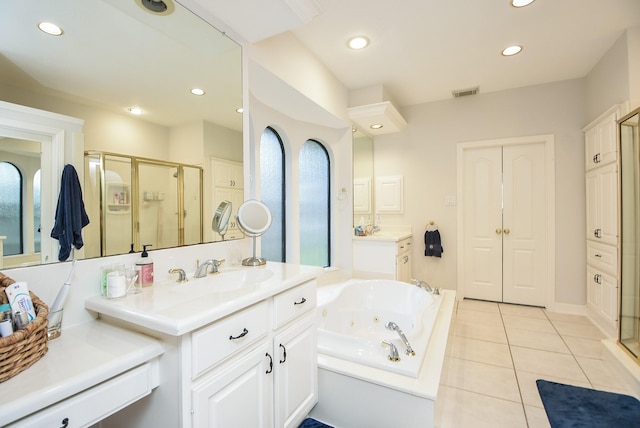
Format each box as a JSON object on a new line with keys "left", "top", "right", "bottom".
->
{"left": 452, "top": 86, "right": 479, "bottom": 98}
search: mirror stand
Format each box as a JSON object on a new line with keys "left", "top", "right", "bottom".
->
{"left": 243, "top": 235, "right": 266, "bottom": 266}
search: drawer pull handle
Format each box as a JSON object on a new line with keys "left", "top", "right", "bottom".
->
{"left": 594, "top": 254, "right": 602, "bottom": 258}
{"left": 60, "top": 418, "right": 69, "bottom": 428}
{"left": 294, "top": 297, "right": 307, "bottom": 305}
{"left": 229, "top": 328, "right": 249, "bottom": 340}
{"left": 265, "top": 352, "right": 273, "bottom": 374}
{"left": 279, "top": 344, "right": 287, "bottom": 364}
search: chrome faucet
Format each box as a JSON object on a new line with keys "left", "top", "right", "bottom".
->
{"left": 410, "top": 278, "right": 440, "bottom": 294}
{"left": 385, "top": 321, "right": 415, "bottom": 356}
{"left": 381, "top": 340, "right": 400, "bottom": 362}
{"left": 168, "top": 268, "right": 188, "bottom": 283}
{"left": 194, "top": 258, "right": 225, "bottom": 278}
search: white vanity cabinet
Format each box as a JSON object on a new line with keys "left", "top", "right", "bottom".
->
{"left": 187, "top": 280, "right": 318, "bottom": 428}
{"left": 583, "top": 106, "right": 620, "bottom": 338}
{"left": 353, "top": 234, "right": 413, "bottom": 282}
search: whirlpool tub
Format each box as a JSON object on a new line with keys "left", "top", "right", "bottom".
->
{"left": 310, "top": 278, "right": 456, "bottom": 428}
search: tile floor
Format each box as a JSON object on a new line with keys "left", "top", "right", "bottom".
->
{"left": 436, "top": 299, "right": 638, "bottom": 428}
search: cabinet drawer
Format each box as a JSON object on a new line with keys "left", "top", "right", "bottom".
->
{"left": 587, "top": 241, "right": 618, "bottom": 276}
{"left": 192, "top": 301, "right": 270, "bottom": 378}
{"left": 273, "top": 280, "right": 316, "bottom": 329}
{"left": 397, "top": 237, "right": 412, "bottom": 255}
{"left": 8, "top": 363, "right": 156, "bottom": 428}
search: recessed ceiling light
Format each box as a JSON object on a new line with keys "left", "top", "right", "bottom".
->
{"left": 502, "top": 45, "right": 522, "bottom": 56}
{"left": 135, "top": 0, "right": 175, "bottom": 15}
{"left": 38, "top": 22, "right": 63, "bottom": 36}
{"left": 128, "top": 107, "right": 143, "bottom": 115}
{"left": 511, "top": 0, "right": 535, "bottom": 7}
{"left": 348, "top": 36, "right": 369, "bottom": 50}
{"left": 190, "top": 88, "right": 205, "bottom": 96}
{"left": 370, "top": 124, "right": 383, "bottom": 130}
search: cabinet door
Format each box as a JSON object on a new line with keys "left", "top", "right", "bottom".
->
{"left": 586, "top": 163, "right": 618, "bottom": 245}
{"left": 396, "top": 253, "right": 411, "bottom": 283}
{"left": 585, "top": 111, "right": 617, "bottom": 170}
{"left": 213, "top": 159, "right": 243, "bottom": 188}
{"left": 192, "top": 342, "right": 273, "bottom": 428}
{"left": 587, "top": 265, "right": 618, "bottom": 326}
{"left": 274, "top": 313, "right": 317, "bottom": 428}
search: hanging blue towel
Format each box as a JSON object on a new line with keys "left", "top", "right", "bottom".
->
{"left": 424, "top": 230, "right": 443, "bottom": 257}
{"left": 50, "top": 164, "right": 90, "bottom": 261}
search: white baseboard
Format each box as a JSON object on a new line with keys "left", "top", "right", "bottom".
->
{"left": 548, "top": 302, "right": 586, "bottom": 315}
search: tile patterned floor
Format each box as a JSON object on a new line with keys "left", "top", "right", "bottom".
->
{"left": 436, "top": 299, "right": 637, "bottom": 428}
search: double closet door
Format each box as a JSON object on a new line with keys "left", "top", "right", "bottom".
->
{"left": 460, "top": 140, "right": 549, "bottom": 306}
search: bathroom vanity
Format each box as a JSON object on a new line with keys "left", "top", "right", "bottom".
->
{"left": 353, "top": 231, "right": 413, "bottom": 282}
{"left": 85, "top": 262, "right": 320, "bottom": 428}
{"left": 0, "top": 322, "right": 164, "bottom": 427}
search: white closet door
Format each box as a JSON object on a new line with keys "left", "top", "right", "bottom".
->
{"left": 462, "top": 147, "right": 503, "bottom": 302}
{"left": 502, "top": 143, "right": 546, "bottom": 306}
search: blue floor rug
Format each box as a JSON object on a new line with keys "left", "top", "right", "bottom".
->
{"left": 298, "top": 418, "right": 333, "bottom": 428}
{"left": 537, "top": 379, "right": 640, "bottom": 428}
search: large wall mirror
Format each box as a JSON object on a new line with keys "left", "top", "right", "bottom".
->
{"left": 353, "top": 131, "right": 374, "bottom": 227}
{"left": 0, "top": 0, "right": 243, "bottom": 268}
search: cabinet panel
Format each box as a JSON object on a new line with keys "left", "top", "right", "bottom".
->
{"left": 585, "top": 111, "right": 617, "bottom": 170}
{"left": 273, "top": 280, "right": 316, "bottom": 329}
{"left": 191, "top": 343, "right": 272, "bottom": 428}
{"left": 586, "top": 265, "right": 618, "bottom": 326}
{"left": 586, "top": 241, "right": 618, "bottom": 277}
{"left": 274, "top": 314, "right": 317, "bottom": 428}
{"left": 192, "top": 301, "right": 270, "bottom": 378}
{"left": 586, "top": 163, "right": 618, "bottom": 245}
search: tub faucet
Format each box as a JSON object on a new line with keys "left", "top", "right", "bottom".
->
{"left": 381, "top": 340, "right": 400, "bottom": 362}
{"left": 410, "top": 278, "right": 440, "bottom": 295}
{"left": 385, "top": 321, "right": 415, "bottom": 356}
{"left": 168, "top": 268, "right": 188, "bottom": 283}
{"left": 194, "top": 258, "right": 225, "bottom": 278}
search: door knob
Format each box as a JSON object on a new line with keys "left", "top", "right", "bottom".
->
{"left": 504, "top": 228, "right": 510, "bottom": 235}
{"left": 496, "top": 228, "right": 502, "bottom": 235}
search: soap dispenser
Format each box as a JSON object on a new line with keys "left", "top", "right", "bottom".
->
{"left": 136, "top": 245, "right": 154, "bottom": 286}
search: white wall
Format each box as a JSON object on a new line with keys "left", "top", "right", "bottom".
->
{"left": 373, "top": 79, "right": 587, "bottom": 305}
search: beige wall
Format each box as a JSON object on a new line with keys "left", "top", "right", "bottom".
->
{"left": 373, "top": 79, "right": 586, "bottom": 305}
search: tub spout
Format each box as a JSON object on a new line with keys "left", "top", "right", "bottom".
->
{"left": 410, "top": 278, "right": 440, "bottom": 294}
{"left": 381, "top": 340, "right": 400, "bottom": 362}
{"left": 385, "top": 321, "right": 416, "bottom": 356}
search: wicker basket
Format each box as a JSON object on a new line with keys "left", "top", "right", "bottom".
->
{"left": 0, "top": 272, "right": 49, "bottom": 383}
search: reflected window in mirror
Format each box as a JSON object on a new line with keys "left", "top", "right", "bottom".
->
{"left": 260, "top": 127, "right": 286, "bottom": 262}
{"left": 0, "top": 162, "right": 23, "bottom": 255}
{"left": 299, "top": 139, "right": 330, "bottom": 267}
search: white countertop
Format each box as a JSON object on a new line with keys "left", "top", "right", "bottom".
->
{"left": 352, "top": 231, "right": 412, "bottom": 242}
{"left": 0, "top": 321, "right": 164, "bottom": 426}
{"left": 85, "top": 262, "right": 321, "bottom": 336}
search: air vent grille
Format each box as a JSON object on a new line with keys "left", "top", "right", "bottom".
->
{"left": 452, "top": 87, "right": 480, "bottom": 98}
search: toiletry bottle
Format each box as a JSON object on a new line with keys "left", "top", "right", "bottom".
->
{"left": 136, "top": 245, "right": 154, "bottom": 286}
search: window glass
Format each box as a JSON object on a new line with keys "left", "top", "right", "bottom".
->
{"left": 0, "top": 162, "right": 23, "bottom": 255}
{"left": 299, "top": 140, "right": 330, "bottom": 267}
{"left": 260, "top": 127, "right": 285, "bottom": 262}
{"left": 34, "top": 169, "right": 41, "bottom": 253}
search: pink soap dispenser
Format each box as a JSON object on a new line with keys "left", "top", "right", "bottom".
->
{"left": 136, "top": 245, "right": 154, "bottom": 286}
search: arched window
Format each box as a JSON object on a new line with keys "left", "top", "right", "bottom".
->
{"left": 33, "top": 169, "right": 41, "bottom": 253}
{"left": 299, "top": 139, "right": 330, "bottom": 267}
{"left": 260, "top": 127, "right": 286, "bottom": 262}
{"left": 0, "top": 162, "right": 23, "bottom": 255}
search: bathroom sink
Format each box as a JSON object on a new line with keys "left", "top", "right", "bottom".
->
{"left": 189, "top": 266, "right": 274, "bottom": 291}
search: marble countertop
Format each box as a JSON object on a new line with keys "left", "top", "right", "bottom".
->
{"left": 85, "top": 262, "right": 321, "bottom": 336}
{"left": 0, "top": 321, "right": 164, "bottom": 426}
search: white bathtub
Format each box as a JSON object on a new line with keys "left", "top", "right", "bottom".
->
{"left": 317, "top": 279, "right": 442, "bottom": 377}
{"left": 311, "top": 279, "right": 456, "bottom": 428}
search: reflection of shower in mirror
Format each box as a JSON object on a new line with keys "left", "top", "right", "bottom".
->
{"left": 236, "top": 200, "right": 272, "bottom": 266}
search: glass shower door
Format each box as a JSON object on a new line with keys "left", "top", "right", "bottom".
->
{"left": 137, "top": 161, "right": 179, "bottom": 251}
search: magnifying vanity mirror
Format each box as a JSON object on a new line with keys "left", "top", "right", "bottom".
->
{"left": 236, "top": 200, "right": 273, "bottom": 266}
{"left": 212, "top": 200, "right": 232, "bottom": 241}
{"left": 0, "top": 0, "right": 243, "bottom": 268}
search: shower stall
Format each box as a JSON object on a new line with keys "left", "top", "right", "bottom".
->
{"left": 84, "top": 151, "right": 203, "bottom": 258}
{"left": 618, "top": 107, "right": 640, "bottom": 361}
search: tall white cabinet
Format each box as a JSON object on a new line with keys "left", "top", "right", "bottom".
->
{"left": 212, "top": 157, "right": 244, "bottom": 240}
{"left": 584, "top": 107, "right": 620, "bottom": 337}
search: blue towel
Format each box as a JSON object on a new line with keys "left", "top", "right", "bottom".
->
{"left": 50, "top": 164, "right": 90, "bottom": 261}
{"left": 424, "top": 230, "right": 443, "bottom": 257}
